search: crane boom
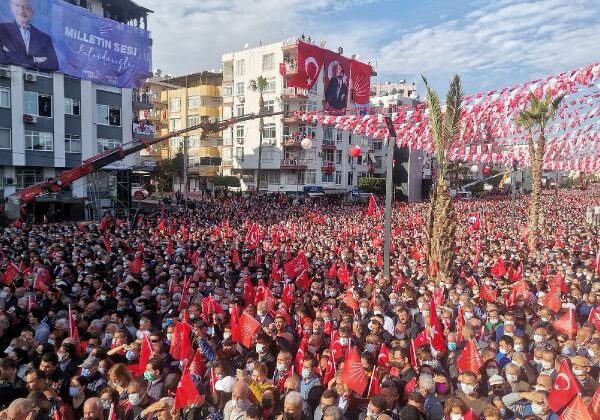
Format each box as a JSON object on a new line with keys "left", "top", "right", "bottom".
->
{"left": 4, "top": 112, "right": 283, "bottom": 219}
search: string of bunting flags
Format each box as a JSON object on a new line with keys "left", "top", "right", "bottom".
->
{"left": 297, "top": 60, "right": 600, "bottom": 172}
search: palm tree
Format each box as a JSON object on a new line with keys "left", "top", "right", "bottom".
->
{"left": 516, "top": 91, "right": 564, "bottom": 250}
{"left": 249, "top": 76, "right": 268, "bottom": 191}
{"left": 422, "top": 74, "right": 464, "bottom": 282}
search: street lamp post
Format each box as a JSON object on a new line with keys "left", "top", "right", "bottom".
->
{"left": 383, "top": 115, "right": 397, "bottom": 279}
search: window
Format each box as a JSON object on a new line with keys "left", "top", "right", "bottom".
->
{"left": 97, "top": 138, "right": 120, "bottom": 152}
{"left": 236, "top": 82, "right": 245, "bottom": 95}
{"left": 187, "top": 115, "right": 200, "bottom": 127}
{"left": 236, "top": 125, "right": 244, "bottom": 143}
{"left": 235, "top": 147, "right": 244, "bottom": 160}
{"left": 261, "top": 149, "right": 275, "bottom": 162}
{"left": 264, "top": 100, "right": 274, "bottom": 114}
{"left": 347, "top": 171, "right": 354, "bottom": 185}
{"left": 335, "top": 170, "right": 342, "bottom": 185}
{"left": 236, "top": 59, "right": 245, "bottom": 76}
{"left": 236, "top": 104, "right": 244, "bottom": 117}
{"left": 323, "top": 150, "right": 334, "bottom": 162}
{"left": 264, "top": 78, "right": 276, "bottom": 93}
{"left": 187, "top": 96, "right": 200, "bottom": 109}
{"left": 223, "top": 86, "right": 233, "bottom": 97}
{"left": 301, "top": 147, "right": 316, "bottom": 161}
{"left": 96, "top": 104, "right": 120, "bottom": 126}
{"left": 222, "top": 148, "right": 232, "bottom": 161}
{"left": 323, "top": 127, "right": 333, "bottom": 141}
{"left": 16, "top": 168, "right": 43, "bottom": 188}
{"left": 65, "top": 134, "right": 81, "bottom": 153}
{"left": 373, "top": 140, "right": 383, "bottom": 151}
{"left": 307, "top": 100, "right": 317, "bottom": 112}
{"left": 322, "top": 172, "right": 333, "bottom": 183}
{"left": 188, "top": 135, "right": 200, "bottom": 148}
{"left": 306, "top": 170, "right": 316, "bottom": 184}
{"left": 0, "top": 128, "right": 10, "bottom": 149}
{"left": 0, "top": 86, "right": 9, "bottom": 108}
{"left": 296, "top": 171, "right": 305, "bottom": 185}
{"left": 170, "top": 97, "right": 181, "bottom": 112}
{"left": 25, "top": 131, "right": 53, "bottom": 151}
{"left": 262, "top": 123, "right": 276, "bottom": 139}
{"left": 170, "top": 118, "right": 180, "bottom": 130}
{"left": 24, "top": 92, "right": 52, "bottom": 117}
{"left": 335, "top": 150, "right": 342, "bottom": 164}
{"left": 64, "top": 98, "right": 80, "bottom": 116}
{"left": 262, "top": 53, "right": 274, "bottom": 71}
{"left": 375, "top": 156, "right": 383, "bottom": 168}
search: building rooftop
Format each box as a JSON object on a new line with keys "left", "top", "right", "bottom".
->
{"left": 100, "top": 0, "right": 153, "bottom": 20}
{"left": 166, "top": 71, "right": 223, "bottom": 88}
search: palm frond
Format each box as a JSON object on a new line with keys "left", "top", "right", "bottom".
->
{"left": 442, "top": 74, "right": 463, "bottom": 148}
{"left": 421, "top": 75, "right": 443, "bottom": 161}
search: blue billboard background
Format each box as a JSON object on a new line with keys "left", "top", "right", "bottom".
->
{"left": 0, "top": 0, "right": 152, "bottom": 88}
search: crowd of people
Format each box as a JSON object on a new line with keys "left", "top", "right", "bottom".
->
{"left": 0, "top": 186, "right": 598, "bottom": 420}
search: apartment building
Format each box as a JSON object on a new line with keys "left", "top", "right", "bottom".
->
{"left": 160, "top": 72, "right": 223, "bottom": 192}
{"left": 0, "top": 0, "right": 152, "bottom": 220}
{"left": 222, "top": 40, "right": 381, "bottom": 195}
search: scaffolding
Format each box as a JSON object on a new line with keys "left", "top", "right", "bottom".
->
{"left": 87, "top": 169, "right": 132, "bottom": 220}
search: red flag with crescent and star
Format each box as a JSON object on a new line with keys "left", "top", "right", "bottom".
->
{"left": 288, "top": 41, "right": 327, "bottom": 91}
{"left": 245, "top": 223, "right": 260, "bottom": 251}
{"left": 548, "top": 358, "right": 580, "bottom": 412}
{"left": 588, "top": 385, "right": 600, "bottom": 419}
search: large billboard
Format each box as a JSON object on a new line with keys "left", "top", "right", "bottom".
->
{"left": 0, "top": 0, "right": 152, "bottom": 88}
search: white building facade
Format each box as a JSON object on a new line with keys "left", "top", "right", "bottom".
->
{"left": 221, "top": 40, "right": 383, "bottom": 195}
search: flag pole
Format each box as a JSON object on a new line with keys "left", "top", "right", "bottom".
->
{"left": 383, "top": 114, "right": 397, "bottom": 279}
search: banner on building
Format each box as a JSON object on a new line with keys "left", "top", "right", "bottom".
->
{"left": 287, "top": 41, "right": 371, "bottom": 112}
{"left": 0, "top": 0, "right": 152, "bottom": 88}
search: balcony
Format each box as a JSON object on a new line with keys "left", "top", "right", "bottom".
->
{"left": 282, "top": 114, "right": 300, "bottom": 124}
{"left": 281, "top": 60, "right": 298, "bottom": 77}
{"left": 132, "top": 91, "right": 156, "bottom": 110}
{"left": 280, "top": 159, "right": 308, "bottom": 170}
{"left": 283, "top": 135, "right": 302, "bottom": 148}
{"left": 321, "top": 162, "right": 335, "bottom": 173}
{"left": 282, "top": 87, "right": 308, "bottom": 100}
{"left": 223, "top": 96, "right": 234, "bottom": 106}
{"left": 321, "top": 141, "right": 336, "bottom": 151}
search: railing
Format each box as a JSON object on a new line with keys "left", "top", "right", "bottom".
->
{"left": 282, "top": 87, "right": 308, "bottom": 97}
{"left": 280, "top": 159, "right": 307, "bottom": 169}
{"left": 283, "top": 135, "right": 301, "bottom": 147}
{"left": 283, "top": 61, "right": 298, "bottom": 74}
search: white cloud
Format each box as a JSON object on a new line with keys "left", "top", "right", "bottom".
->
{"left": 377, "top": 0, "right": 600, "bottom": 92}
{"left": 143, "top": 0, "right": 379, "bottom": 75}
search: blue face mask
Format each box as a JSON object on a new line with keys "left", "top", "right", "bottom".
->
{"left": 69, "top": 387, "right": 80, "bottom": 397}
{"left": 447, "top": 342, "right": 457, "bottom": 351}
{"left": 81, "top": 368, "right": 90, "bottom": 377}
{"left": 125, "top": 350, "right": 137, "bottom": 361}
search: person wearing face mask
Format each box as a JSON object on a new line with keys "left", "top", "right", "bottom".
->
{"left": 143, "top": 358, "right": 166, "bottom": 401}
{"left": 274, "top": 351, "right": 295, "bottom": 394}
{"left": 67, "top": 375, "right": 90, "bottom": 419}
{"left": 359, "top": 396, "right": 387, "bottom": 420}
{"left": 442, "top": 397, "right": 469, "bottom": 420}
{"left": 416, "top": 374, "right": 443, "bottom": 420}
{"left": 495, "top": 335, "right": 514, "bottom": 369}
{"left": 223, "top": 381, "right": 253, "bottom": 420}
{"left": 455, "top": 372, "right": 487, "bottom": 416}
{"left": 248, "top": 364, "right": 274, "bottom": 405}
{"left": 299, "top": 357, "right": 323, "bottom": 420}
{"left": 570, "top": 355, "right": 598, "bottom": 397}
{"left": 125, "top": 379, "right": 155, "bottom": 420}
{"left": 388, "top": 347, "right": 417, "bottom": 384}
{"left": 78, "top": 356, "right": 107, "bottom": 396}
{"left": 501, "top": 390, "right": 557, "bottom": 420}
{"left": 254, "top": 337, "right": 276, "bottom": 378}
{"left": 539, "top": 349, "right": 557, "bottom": 379}
{"left": 504, "top": 363, "right": 531, "bottom": 392}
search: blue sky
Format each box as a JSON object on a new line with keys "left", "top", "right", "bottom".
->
{"left": 143, "top": 0, "right": 600, "bottom": 96}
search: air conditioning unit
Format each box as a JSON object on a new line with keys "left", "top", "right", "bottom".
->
{"left": 23, "top": 114, "right": 37, "bottom": 124}
{"left": 0, "top": 68, "right": 10, "bottom": 78}
{"left": 24, "top": 72, "right": 37, "bottom": 82}
{"left": 4, "top": 177, "right": 14, "bottom": 186}
{"left": 236, "top": 138, "right": 244, "bottom": 144}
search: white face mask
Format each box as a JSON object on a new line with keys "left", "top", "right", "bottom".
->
{"left": 531, "top": 403, "right": 545, "bottom": 416}
{"left": 514, "top": 344, "right": 524, "bottom": 352}
{"left": 541, "top": 361, "right": 553, "bottom": 370}
{"left": 460, "top": 383, "right": 475, "bottom": 394}
{"left": 572, "top": 368, "right": 585, "bottom": 376}
{"left": 533, "top": 334, "right": 544, "bottom": 343}
{"left": 506, "top": 373, "right": 518, "bottom": 383}
{"left": 450, "top": 414, "right": 462, "bottom": 420}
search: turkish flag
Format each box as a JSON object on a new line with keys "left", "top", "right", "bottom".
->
{"left": 342, "top": 291, "right": 359, "bottom": 310}
{"left": 282, "top": 282, "right": 294, "bottom": 307}
{"left": 131, "top": 335, "right": 153, "bottom": 377}
{"left": 271, "top": 264, "right": 281, "bottom": 283}
{"left": 549, "top": 272, "right": 569, "bottom": 294}
{"left": 284, "top": 252, "right": 309, "bottom": 279}
{"left": 548, "top": 359, "right": 580, "bottom": 412}
{"left": 377, "top": 344, "right": 390, "bottom": 367}
{"left": 350, "top": 59, "right": 372, "bottom": 105}
{"left": 480, "top": 284, "right": 498, "bottom": 303}
{"left": 131, "top": 253, "right": 142, "bottom": 275}
{"left": 99, "top": 215, "right": 110, "bottom": 232}
{"left": 456, "top": 340, "right": 483, "bottom": 374}
{"left": 588, "top": 306, "right": 600, "bottom": 331}
{"left": 403, "top": 377, "right": 417, "bottom": 395}
{"left": 367, "top": 194, "right": 377, "bottom": 217}
{"left": 33, "top": 273, "right": 49, "bottom": 293}
{"left": 340, "top": 347, "right": 368, "bottom": 395}
{"left": 490, "top": 258, "right": 507, "bottom": 277}
{"left": 322, "top": 356, "right": 336, "bottom": 387}
{"left": 428, "top": 298, "right": 446, "bottom": 352}
{"left": 174, "top": 369, "right": 204, "bottom": 409}
{"left": 288, "top": 41, "right": 327, "bottom": 91}
{"left": 560, "top": 395, "right": 593, "bottom": 420}
{"left": 2, "top": 262, "right": 20, "bottom": 285}
{"left": 230, "top": 306, "right": 241, "bottom": 343}
{"left": 553, "top": 308, "right": 577, "bottom": 339}
{"left": 295, "top": 336, "right": 308, "bottom": 375}
{"left": 542, "top": 286, "right": 562, "bottom": 313}
{"left": 232, "top": 249, "right": 240, "bottom": 265}
{"left": 326, "top": 262, "right": 337, "bottom": 279}
{"left": 507, "top": 262, "right": 523, "bottom": 282}
{"left": 245, "top": 223, "right": 260, "bottom": 251}
{"left": 337, "top": 264, "right": 351, "bottom": 286}
{"left": 243, "top": 277, "right": 256, "bottom": 306}
{"left": 238, "top": 311, "right": 260, "bottom": 348}
{"left": 588, "top": 385, "right": 600, "bottom": 419}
